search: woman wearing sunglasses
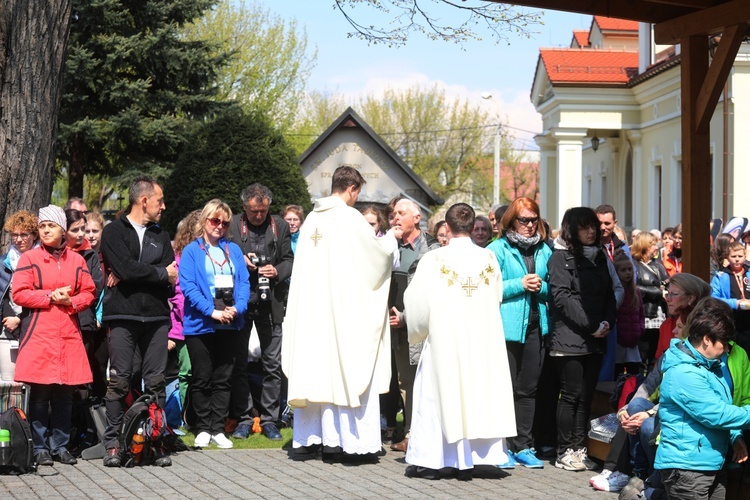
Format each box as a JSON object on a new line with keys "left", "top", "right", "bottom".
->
{"left": 487, "top": 197, "right": 551, "bottom": 469}
{"left": 179, "top": 199, "right": 250, "bottom": 449}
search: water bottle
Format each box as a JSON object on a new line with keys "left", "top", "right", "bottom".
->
{"left": 0, "top": 428, "right": 10, "bottom": 466}
{"left": 130, "top": 428, "right": 145, "bottom": 465}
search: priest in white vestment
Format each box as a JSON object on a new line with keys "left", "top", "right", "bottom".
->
{"left": 403, "top": 202, "right": 517, "bottom": 479}
{"left": 282, "top": 166, "right": 397, "bottom": 457}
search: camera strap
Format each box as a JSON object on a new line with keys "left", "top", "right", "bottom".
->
{"left": 197, "top": 238, "right": 234, "bottom": 276}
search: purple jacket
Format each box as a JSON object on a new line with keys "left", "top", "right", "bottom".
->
{"left": 168, "top": 254, "right": 185, "bottom": 341}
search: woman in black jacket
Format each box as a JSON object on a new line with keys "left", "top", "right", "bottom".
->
{"left": 631, "top": 232, "right": 668, "bottom": 370}
{"left": 548, "top": 207, "right": 617, "bottom": 473}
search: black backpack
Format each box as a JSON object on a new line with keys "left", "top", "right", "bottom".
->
{"left": 119, "top": 393, "right": 169, "bottom": 467}
{"left": 0, "top": 407, "right": 35, "bottom": 475}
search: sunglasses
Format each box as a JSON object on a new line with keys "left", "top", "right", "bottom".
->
{"left": 208, "top": 218, "right": 230, "bottom": 229}
{"left": 516, "top": 217, "right": 539, "bottom": 225}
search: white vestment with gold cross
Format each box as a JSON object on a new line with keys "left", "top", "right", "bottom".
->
{"left": 404, "top": 236, "right": 517, "bottom": 468}
{"left": 282, "top": 195, "right": 397, "bottom": 453}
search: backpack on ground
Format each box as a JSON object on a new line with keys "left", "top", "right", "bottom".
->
{"left": 0, "top": 407, "right": 35, "bottom": 475}
{"left": 119, "top": 393, "right": 169, "bottom": 467}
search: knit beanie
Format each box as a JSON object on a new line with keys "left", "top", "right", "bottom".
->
{"left": 38, "top": 205, "right": 67, "bottom": 231}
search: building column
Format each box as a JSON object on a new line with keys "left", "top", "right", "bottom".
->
{"left": 535, "top": 134, "right": 557, "bottom": 225}
{"left": 553, "top": 129, "right": 587, "bottom": 224}
{"left": 627, "top": 131, "right": 643, "bottom": 229}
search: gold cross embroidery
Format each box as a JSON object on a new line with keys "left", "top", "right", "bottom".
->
{"left": 310, "top": 228, "right": 323, "bottom": 247}
{"left": 461, "top": 277, "right": 478, "bottom": 297}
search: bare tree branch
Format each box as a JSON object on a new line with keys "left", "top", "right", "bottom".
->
{"left": 333, "top": 0, "right": 542, "bottom": 46}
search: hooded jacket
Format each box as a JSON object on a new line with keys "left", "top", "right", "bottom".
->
{"left": 655, "top": 339, "right": 750, "bottom": 471}
{"left": 68, "top": 238, "right": 103, "bottom": 332}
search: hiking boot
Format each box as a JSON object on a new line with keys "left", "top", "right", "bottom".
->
{"left": 262, "top": 422, "right": 282, "bottom": 441}
{"left": 103, "top": 447, "right": 121, "bottom": 468}
{"left": 590, "top": 469, "right": 630, "bottom": 492}
{"left": 154, "top": 446, "right": 172, "bottom": 467}
{"left": 232, "top": 423, "right": 251, "bottom": 439}
{"left": 514, "top": 448, "right": 544, "bottom": 468}
{"left": 555, "top": 448, "right": 586, "bottom": 471}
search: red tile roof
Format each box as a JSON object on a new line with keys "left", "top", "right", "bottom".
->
{"left": 594, "top": 16, "right": 639, "bottom": 32}
{"left": 572, "top": 30, "right": 590, "bottom": 47}
{"left": 539, "top": 48, "right": 639, "bottom": 84}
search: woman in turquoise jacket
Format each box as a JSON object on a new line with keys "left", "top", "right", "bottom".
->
{"left": 487, "top": 197, "right": 551, "bottom": 469}
{"left": 656, "top": 297, "right": 750, "bottom": 499}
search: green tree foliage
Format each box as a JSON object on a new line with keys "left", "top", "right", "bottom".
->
{"left": 333, "top": 0, "right": 542, "bottom": 46}
{"left": 182, "top": 0, "right": 316, "bottom": 132}
{"left": 161, "top": 107, "right": 312, "bottom": 233}
{"left": 56, "top": 0, "right": 228, "bottom": 200}
{"left": 288, "top": 90, "right": 349, "bottom": 155}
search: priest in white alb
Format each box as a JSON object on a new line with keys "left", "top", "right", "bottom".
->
{"left": 403, "top": 202, "right": 517, "bottom": 480}
{"left": 282, "top": 166, "right": 397, "bottom": 459}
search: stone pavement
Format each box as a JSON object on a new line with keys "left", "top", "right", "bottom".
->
{"left": 0, "top": 449, "right": 613, "bottom": 499}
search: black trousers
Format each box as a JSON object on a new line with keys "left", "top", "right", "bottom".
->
{"left": 554, "top": 353, "right": 603, "bottom": 455}
{"left": 231, "top": 304, "right": 282, "bottom": 426}
{"left": 185, "top": 331, "right": 238, "bottom": 435}
{"left": 103, "top": 320, "right": 169, "bottom": 449}
{"left": 83, "top": 327, "right": 109, "bottom": 399}
{"left": 506, "top": 319, "right": 545, "bottom": 452}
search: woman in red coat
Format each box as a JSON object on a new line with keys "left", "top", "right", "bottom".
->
{"left": 11, "top": 205, "right": 95, "bottom": 466}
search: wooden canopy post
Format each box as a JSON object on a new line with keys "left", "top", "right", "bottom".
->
{"left": 679, "top": 35, "right": 711, "bottom": 281}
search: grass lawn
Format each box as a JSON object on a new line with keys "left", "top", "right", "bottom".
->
{"left": 178, "top": 427, "right": 293, "bottom": 450}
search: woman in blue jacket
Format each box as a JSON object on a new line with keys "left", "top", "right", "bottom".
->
{"left": 487, "top": 197, "right": 551, "bottom": 469}
{"left": 180, "top": 199, "right": 250, "bottom": 450}
{"left": 656, "top": 297, "right": 750, "bottom": 499}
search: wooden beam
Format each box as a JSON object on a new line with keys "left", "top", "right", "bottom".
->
{"left": 488, "top": 0, "right": 695, "bottom": 24}
{"left": 680, "top": 35, "right": 712, "bottom": 281}
{"left": 695, "top": 23, "right": 748, "bottom": 133}
{"left": 654, "top": 0, "right": 750, "bottom": 44}
{"left": 649, "top": 0, "right": 723, "bottom": 8}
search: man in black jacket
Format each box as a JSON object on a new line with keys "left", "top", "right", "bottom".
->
{"left": 100, "top": 176, "right": 177, "bottom": 467}
{"left": 228, "top": 183, "right": 293, "bottom": 441}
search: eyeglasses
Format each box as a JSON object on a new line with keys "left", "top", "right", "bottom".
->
{"left": 208, "top": 218, "right": 230, "bottom": 229}
{"left": 516, "top": 217, "right": 539, "bottom": 225}
{"left": 9, "top": 232, "right": 32, "bottom": 240}
{"left": 665, "top": 291, "right": 684, "bottom": 298}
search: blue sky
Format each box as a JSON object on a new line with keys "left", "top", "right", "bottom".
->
{"left": 255, "top": 2, "right": 594, "bottom": 150}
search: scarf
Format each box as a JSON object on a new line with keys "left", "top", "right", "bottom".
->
{"left": 3, "top": 246, "right": 21, "bottom": 272}
{"left": 582, "top": 245, "right": 599, "bottom": 264}
{"left": 505, "top": 231, "right": 541, "bottom": 250}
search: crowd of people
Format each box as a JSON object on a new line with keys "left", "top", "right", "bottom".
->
{"left": 2, "top": 168, "right": 749, "bottom": 499}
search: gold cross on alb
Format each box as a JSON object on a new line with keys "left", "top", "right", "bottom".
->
{"left": 310, "top": 228, "right": 323, "bottom": 247}
{"left": 461, "top": 277, "right": 478, "bottom": 297}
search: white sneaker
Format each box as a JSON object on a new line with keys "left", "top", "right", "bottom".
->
{"left": 194, "top": 431, "right": 210, "bottom": 448}
{"left": 590, "top": 469, "right": 630, "bottom": 492}
{"left": 555, "top": 448, "right": 586, "bottom": 471}
{"left": 211, "top": 433, "right": 234, "bottom": 449}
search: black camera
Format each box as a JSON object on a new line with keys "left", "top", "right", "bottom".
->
{"left": 214, "top": 287, "right": 235, "bottom": 310}
{"left": 250, "top": 255, "right": 271, "bottom": 267}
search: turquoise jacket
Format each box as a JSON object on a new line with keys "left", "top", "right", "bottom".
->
{"left": 487, "top": 237, "right": 552, "bottom": 343}
{"left": 655, "top": 339, "right": 750, "bottom": 472}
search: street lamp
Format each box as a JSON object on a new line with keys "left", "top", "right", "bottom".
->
{"left": 481, "top": 93, "right": 501, "bottom": 205}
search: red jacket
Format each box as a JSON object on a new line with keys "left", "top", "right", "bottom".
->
{"left": 11, "top": 245, "right": 95, "bottom": 385}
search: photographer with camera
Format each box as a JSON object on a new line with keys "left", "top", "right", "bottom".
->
{"left": 179, "top": 199, "right": 250, "bottom": 449}
{"left": 228, "top": 183, "right": 294, "bottom": 441}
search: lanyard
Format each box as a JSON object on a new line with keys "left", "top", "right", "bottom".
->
{"left": 604, "top": 241, "right": 615, "bottom": 261}
{"left": 734, "top": 270, "right": 746, "bottom": 300}
{"left": 198, "top": 238, "right": 233, "bottom": 275}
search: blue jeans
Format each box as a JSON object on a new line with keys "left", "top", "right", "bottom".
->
{"left": 627, "top": 397, "right": 657, "bottom": 475}
{"left": 28, "top": 383, "right": 74, "bottom": 454}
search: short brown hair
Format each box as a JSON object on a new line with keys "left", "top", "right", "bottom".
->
{"left": 282, "top": 205, "right": 305, "bottom": 224}
{"left": 331, "top": 166, "right": 365, "bottom": 194}
{"left": 446, "top": 203, "right": 475, "bottom": 235}
{"left": 4, "top": 210, "right": 38, "bottom": 234}
{"left": 499, "top": 197, "right": 546, "bottom": 240}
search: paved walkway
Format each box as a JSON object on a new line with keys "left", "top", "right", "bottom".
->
{"left": 0, "top": 449, "right": 613, "bottom": 499}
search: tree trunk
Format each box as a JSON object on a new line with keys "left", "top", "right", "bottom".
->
{"left": 68, "top": 133, "right": 85, "bottom": 199}
{"left": 0, "top": 1, "right": 72, "bottom": 235}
